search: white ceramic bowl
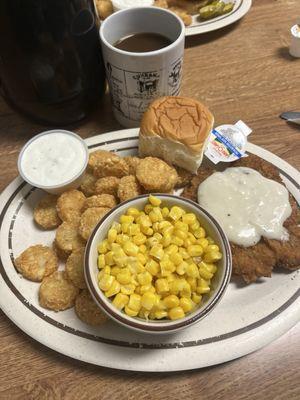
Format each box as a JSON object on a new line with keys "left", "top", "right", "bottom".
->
{"left": 18, "top": 129, "right": 89, "bottom": 195}
{"left": 85, "top": 194, "right": 232, "bottom": 334}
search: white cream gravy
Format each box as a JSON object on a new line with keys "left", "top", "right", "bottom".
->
{"left": 197, "top": 167, "right": 292, "bottom": 247}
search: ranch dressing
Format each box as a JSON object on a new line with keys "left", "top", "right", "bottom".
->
{"left": 20, "top": 130, "right": 88, "bottom": 187}
{"left": 197, "top": 167, "right": 292, "bottom": 247}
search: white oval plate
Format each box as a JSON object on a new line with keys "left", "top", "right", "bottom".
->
{"left": 185, "top": 0, "right": 252, "bottom": 36}
{"left": 0, "top": 128, "right": 299, "bottom": 372}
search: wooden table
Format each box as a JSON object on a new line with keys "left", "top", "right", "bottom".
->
{"left": 0, "top": 0, "right": 299, "bottom": 398}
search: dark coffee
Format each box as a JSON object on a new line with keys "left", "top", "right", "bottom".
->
{"left": 114, "top": 32, "right": 172, "bottom": 53}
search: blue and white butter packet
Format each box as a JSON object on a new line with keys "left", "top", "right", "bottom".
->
{"left": 205, "top": 120, "right": 252, "bottom": 164}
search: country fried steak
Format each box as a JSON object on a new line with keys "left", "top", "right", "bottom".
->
{"left": 181, "top": 154, "right": 300, "bottom": 283}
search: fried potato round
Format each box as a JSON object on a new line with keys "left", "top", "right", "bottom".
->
{"left": 34, "top": 194, "right": 61, "bottom": 229}
{"left": 91, "top": 150, "right": 129, "bottom": 178}
{"left": 80, "top": 172, "right": 97, "bottom": 197}
{"left": 83, "top": 194, "right": 117, "bottom": 210}
{"left": 75, "top": 290, "right": 108, "bottom": 326}
{"left": 94, "top": 176, "right": 120, "bottom": 196}
{"left": 124, "top": 156, "right": 141, "bottom": 175}
{"left": 56, "top": 190, "right": 86, "bottom": 223}
{"left": 79, "top": 207, "right": 110, "bottom": 241}
{"left": 14, "top": 245, "right": 58, "bottom": 282}
{"left": 55, "top": 221, "right": 86, "bottom": 257}
{"left": 39, "top": 271, "right": 79, "bottom": 311}
{"left": 117, "top": 175, "right": 142, "bottom": 202}
{"left": 175, "top": 167, "right": 194, "bottom": 189}
{"left": 136, "top": 157, "right": 178, "bottom": 192}
{"left": 65, "top": 247, "right": 87, "bottom": 289}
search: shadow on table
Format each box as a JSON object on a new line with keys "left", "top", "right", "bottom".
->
{"left": 276, "top": 47, "right": 298, "bottom": 62}
{"left": 185, "top": 21, "right": 241, "bottom": 48}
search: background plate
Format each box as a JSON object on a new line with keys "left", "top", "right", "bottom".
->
{"left": 0, "top": 128, "right": 299, "bottom": 372}
{"left": 185, "top": 0, "right": 252, "bottom": 36}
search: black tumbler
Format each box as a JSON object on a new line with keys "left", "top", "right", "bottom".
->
{"left": 0, "top": 0, "right": 106, "bottom": 125}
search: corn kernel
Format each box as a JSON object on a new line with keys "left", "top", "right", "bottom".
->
{"left": 196, "top": 285, "right": 210, "bottom": 294}
{"left": 144, "top": 204, "right": 153, "bottom": 214}
{"left": 182, "top": 213, "right": 196, "bottom": 225}
{"left": 186, "top": 277, "right": 197, "bottom": 291}
{"left": 105, "top": 251, "right": 114, "bottom": 265}
{"left": 154, "top": 310, "right": 168, "bottom": 319}
{"left": 137, "top": 271, "right": 153, "bottom": 285}
{"left": 165, "top": 244, "right": 178, "bottom": 255}
{"left": 169, "top": 252, "right": 183, "bottom": 266}
{"left": 190, "top": 221, "right": 200, "bottom": 231}
{"left": 141, "top": 292, "right": 157, "bottom": 310}
{"left": 126, "top": 207, "right": 140, "bottom": 217}
{"left": 108, "top": 228, "right": 118, "bottom": 243}
{"left": 186, "top": 263, "right": 200, "bottom": 278}
{"left": 120, "top": 215, "right": 134, "bottom": 224}
{"left": 199, "top": 264, "right": 214, "bottom": 280}
{"left": 175, "top": 229, "right": 188, "bottom": 240}
{"left": 169, "top": 206, "right": 184, "bottom": 221}
{"left": 145, "top": 259, "right": 159, "bottom": 276}
{"left": 105, "top": 280, "right": 121, "bottom": 297}
{"left": 176, "top": 261, "right": 188, "bottom": 275}
{"left": 161, "top": 235, "right": 172, "bottom": 247}
{"left": 149, "top": 245, "right": 164, "bottom": 260}
{"left": 116, "top": 269, "right": 131, "bottom": 285}
{"left": 98, "top": 240, "right": 108, "bottom": 254}
{"left": 155, "top": 278, "right": 169, "bottom": 294}
{"left": 113, "top": 293, "right": 129, "bottom": 310}
{"left": 149, "top": 195, "right": 162, "bottom": 206}
{"left": 197, "top": 238, "right": 209, "bottom": 250}
{"left": 206, "top": 244, "right": 220, "bottom": 253}
{"left": 124, "top": 306, "right": 138, "bottom": 317}
{"left": 161, "top": 207, "right": 169, "bottom": 218}
{"left": 141, "top": 227, "right": 154, "bottom": 236}
{"left": 187, "top": 245, "right": 203, "bottom": 257}
{"left": 174, "top": 221, "right": 189, "bottom": 232}
{"left": 111, "top": 266, "right": 122, "bottom": 276}
{"left": 139, "top": 244, "right": 147, "bottom": 253}
{"left": 149, "top": 210, "right": 160, "bottom": 223}
{"left": 192, "top": 293, "right": 202, "bottom": 304}
{"left": 138, "top": 215, "right": 152, "bottom": 228}
{"left": 180, "top": 297, "right": 194, "bottom": 312}
{"left": 140, "top": 284, "right": 156, "bottom": 294}
{"left": 163, "top": 294, "right": 179, "bottom": 309}
{"left": 172, "top": 236, "right": 184, "bottom": 246}
{"left": 97, "top": 254, "right": 106, "bottom": 269}
{"left": 203, "top": 251, "right": 222, "bottom": 263}
{"left": 178, "top": 248, "right": 189, "bottom": 259}
{"left": 121, "top": 283, "right": 136, "bottom": 295}
{"left": 168, "top": 306, "right": 185, "bottom": 320}
{"left": 194, "top": 227, "right": 206, "bottom": 239}
{"left": 128, "top": 293, "right": 141, "bottom": 311}
{"left": 123, "top": 241, "right": 139, "bottom": 256}
{"left": 152, "top": 222, "right": 160, "bottom": 232}
{"left": 99, "top": 274, "right": 114, "bottom": 291}
{"left": 132, "top": 233, "right": 146, "bottom": 246}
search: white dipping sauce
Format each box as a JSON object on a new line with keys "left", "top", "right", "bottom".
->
{"left": 197, "top": 167, "right": 292, "bottom": 247}
{"left": 20, "top": 132, "right": 87, "bottom": 187}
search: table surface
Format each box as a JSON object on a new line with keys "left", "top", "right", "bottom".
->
{"left": 0, "top": 0, "right": 300, "bottom": 399}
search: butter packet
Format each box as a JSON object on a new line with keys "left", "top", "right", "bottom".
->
{"left": 205, "top": 120, "right": 252, "bottom": 164}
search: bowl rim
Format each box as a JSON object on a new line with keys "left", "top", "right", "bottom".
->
{"left": 84, "top": 194, "right": 232, "bottom": 332}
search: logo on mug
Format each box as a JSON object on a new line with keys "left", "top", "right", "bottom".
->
{"left": 133, "top": 72, "right": 160, "bottom": 97}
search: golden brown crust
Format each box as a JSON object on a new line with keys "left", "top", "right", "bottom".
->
{"left": 140, "top": 96, "right": 214, "bottom": 154}
{"left": 14, "top": 245, "right": 58, "bottom": 282}
{"left": 65, "top": 247, "right": 87, "bottom": 289}
{"left": 75, "top": 290, "right": 108, "bottom": 326}
{"left": 34, "top": 195, "right": 61, "bottom": 230}
{"left": 78, "top": 207, "right": 110, "bottom": 241}
{"left": 83, "top": 194, "right": 116, "bottom": 210}
{"left": 94, "top": 176, "right": 120, "bottom": 196}
{"left": 124, "top": 156, "right": 141, "bottom": 175}
{"left": 117, "top": 175, "right": 143, "bottom": 202}
{"left": 55, "top": 221, "right": 86, "bottom": 256}
{"left": 89, "top": 150, "right": 129, "bottom": 178}
{"left": 56, "top": 190, "right": 86, "bottom": 223}
{"left": 39, "top": 271, "right": 79, "bottom": 311}
{"left": 136, "top": 157, "right": 178, "bottom": 192}
{"left": 80, "top": 172, "right": 97, "bottom": 197}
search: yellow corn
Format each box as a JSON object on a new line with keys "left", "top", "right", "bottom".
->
{"left": 169, "top": 252, "right": 183, "bottom": 266}
{"left": 186, "top": 263, "right": 200, "bottom": 278}
{"left": 111, "top": 266, "right": 121, "bottom": 276}
{"left": 182, "top": 213, "right": 196, "bottom": 225}
{"left": 144, "top": 204, "right": 153, "bottom": 214}
{"left": 141, "top": 292, "right": 157, "bottom": 310}
{"left": 149, "top": 195, "right": 161, "bottom": 206}
{"left": 137, "top": 271, "right": 153, "bottom": 285}
{"left": 99, "top": 274, "right": 114, "bottom": 291}
{"left": 199, "top": 264, "right": 214, "bottom": 280}
{"left": 112, "top": 293, "right": 129, "bottom": 310}
{"left": 145, "top": 259, "right": 159, "bottom": 276}
{"left": 187, "top": 245, "right": 203, "bottom": 257}
{"left": 105, "top": 280, "right": 121, "bottom": 297}
{"left": 126, "top": 207, "right": 140, "bottom": 218}
{"left": 128, "top": 293, "right": 141, "bottom": 311}
{"left": 203, "top": 251, "right": 222, "bottom": 263}
{"left": 197, "top": 238, "right": 209, "bottom": 250}
{"left": 108, "top": 228, "right": 118, "bottom": 243}
{"left": 149, "top": 245, "right": 164, "bottom": 260}
{"left": 163, "top": 295, "right": 179, "bottom": 309}
{"left": 105, "top": 251, "right": 114, "bottom": 265}
{"left": 161, "top": 207, "right": 169, "bottom": 218}
{"left": 139, "top": 244, "right": 147, "bottom": 253}
{"left": 194, "top": 227, "right": 206, "bottom": 239}
{"left": 192, "top": 293, "right": 202, "bottom": 304}
{"left": 116, "top": 269, "right": 132, "bottom": 285}
{"left": 123, "top": 241, "right": 139, "bottom": 256}
{"left": 168, "top": 306, "right": 185, "bottom": 320}
{"left": 176, "top": 261, "right": 188, "bottom": 275}
{"left": 169, "top": 206, "right": 184, "bottom": 221}
{"left": 155, "top": 278, "right": 169, "bottom": 294}
{"left": 124, "top": 306, "right": 138, "bottom": 317}
{"left": 120, "top": 215, "right": 134, "bottom": 224}
{"left": 120, "top": 283, "right": 136, "bottom": 295}
{"left": 180, "top": 297, "right": 194, "bottom": 312}
{"left": 97, "top": 254, "right": 106, "bottom": 269}
{"left": 154, "top": 310, "right": 168, "bottom": 319}
{"left": 97, "top": 240, "right": 108, "bottom": 254}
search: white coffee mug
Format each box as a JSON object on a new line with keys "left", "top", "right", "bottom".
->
{"left": 100, "top": 7, "right": 185, "bottom": 127}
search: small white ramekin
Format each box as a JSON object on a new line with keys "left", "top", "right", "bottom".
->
{"left": 18, "top": 129, "right": 89, "bottom": 195}
{"left": 84, "top": 194, "right": 232, "bottom": 334}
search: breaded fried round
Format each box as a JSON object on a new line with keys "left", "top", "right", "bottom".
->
{"left": 117, "top": 175, "right": 142, "bottom": 202}
{"left": 56, "top": 190, "right": 86, "bottom": 222}
{"left": 39, "top": 271, "right": 79, "bottom": 311}
{"left": 80, "top": 172, "right": 97, "bottom": 197}
{"left": 136, "top": 157, "right": 178, "bottom": 192}
{"left": 182, "top": 166, "right": 216, "bottom": 202}
{"left": 94, "top": 176, "right": 120, "bottom": 196}
{"left": 83, "top": 194, "right": 116, "bottom": 210}
{"left": 65, "top": 247, "right": 87, "bottom": 289}
{"left": 55, "top": 221, "right": 86, "bottom": 257}
{"left": 15, "top": 245, "right": 58, "bottom": 282}
{"left": 89, "top": 149, "right": 129, "bottom": 178}
{"left": 175, "top": 167, "right": 194, "bottom": 189}
{"left": 34, "top": 194, "right": 61, "bottom": 229}
{"left": 124, "top": 156, "right": 141, "bottom": 175}
{"left": 79, "top": 207, "right": 110, "bottom": 241}
{"left": 75, "top": 290, "right": 108, "bottom": 326}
